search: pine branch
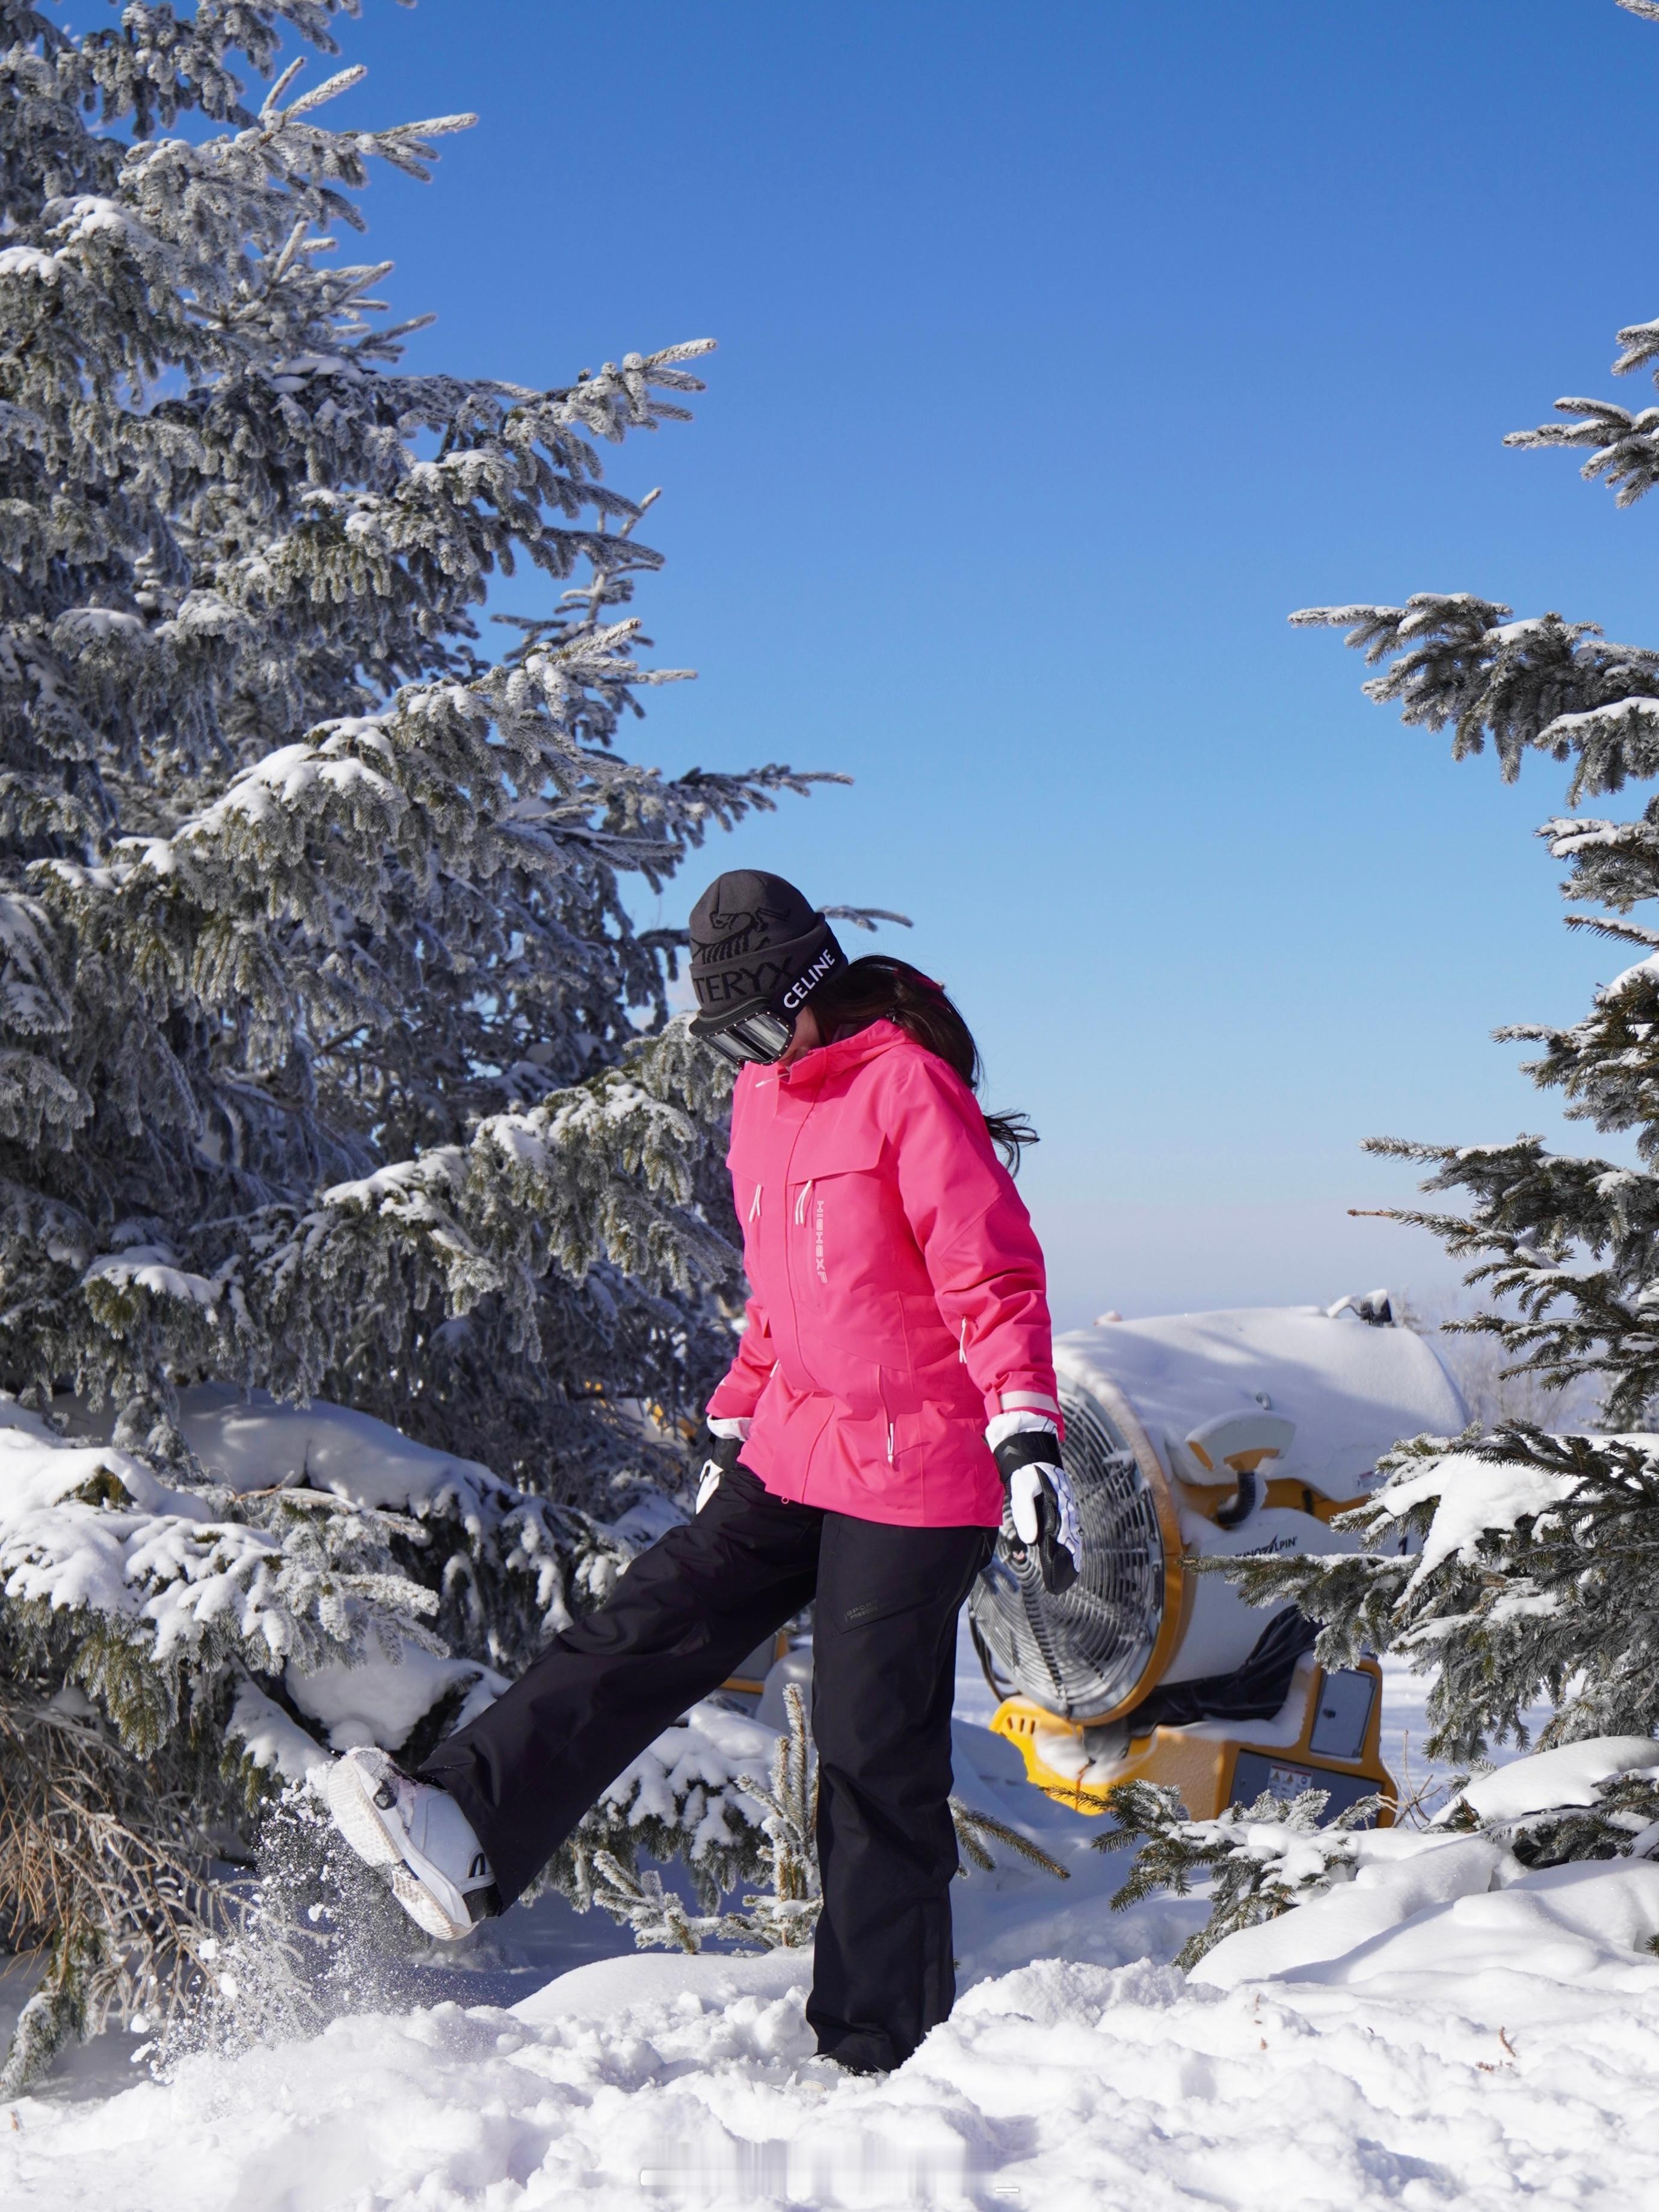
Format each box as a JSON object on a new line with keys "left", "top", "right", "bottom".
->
{"left": 948, "top": 1799, "right": 1069, "bottom": 1879}
{"left": 1095, "top": 1779, "right": 1380, "bottom": 1971}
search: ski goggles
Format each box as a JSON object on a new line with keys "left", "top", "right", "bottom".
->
{"left": 699, "top": 1007, "right": 796, "bottom": 1067}
{"left": 689, "top": 919, "right": 846, "bottom": 1068}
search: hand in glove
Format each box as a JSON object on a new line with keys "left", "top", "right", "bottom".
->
{"left": 696, "top": 1417, "right": 748, "bottom": 1512}
{"left": 990, "top": 1420, "right": 1082, "bottom": 1595}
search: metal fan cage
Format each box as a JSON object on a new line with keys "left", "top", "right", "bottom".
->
{"left": 968, "top": 1379, "right": 1168, "bottom": 1722}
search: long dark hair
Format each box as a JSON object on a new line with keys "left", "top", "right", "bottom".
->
{"left": 812, "top": 956, "right": 1037, "bottom": 1169}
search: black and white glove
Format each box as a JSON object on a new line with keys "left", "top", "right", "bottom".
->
{"left": 697, "top": 1417, "right": 748, "bottom": 1512}
{"left": 988, "top": 1417, "right": 1081, "bottom": 1595}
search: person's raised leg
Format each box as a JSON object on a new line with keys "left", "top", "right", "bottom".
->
{"left": 805, "top": 1516, "right": 994, "bottom": 2073}
{"left": 408, "top": 1465, "right": 821, "bottom": 1908}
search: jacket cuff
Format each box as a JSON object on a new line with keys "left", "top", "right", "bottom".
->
{"left": 706, "top": 1412, "right": 753, "bottom": 1440}
{"left": 997, "top": 1389, "right": 1060, "bottom": 1418}
{"left": 986, "top": 1386, "right": 1061, "bottom": 1428}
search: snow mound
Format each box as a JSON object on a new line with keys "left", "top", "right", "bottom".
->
{"left": 1198, "top": 1840, "right": 1659, "bottom": 1998}
{"left": 1288, "top": 1858, "right": 1659, "bottom": 1994}
{"left": 514, "top": 1944, "right": 811, "bottom": 2026}
{"left": 11, "top": 1941, "right": 1659, "bottom": 2208}
{"left": 1195, "top": 1731, "right": 1659, "bottom": 1995}
{"left": 1193, "top": 1832, "right": 1516, "bottom": 1988}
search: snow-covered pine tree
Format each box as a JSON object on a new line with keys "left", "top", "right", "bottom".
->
{"left": 0, "top": 0, "right": 817, "bottom": 1489}
{"left": 1228, "top": 0, "right": 1659, "bottom": 1774}
{"left": 0, "top": 0, "right": 825, "bottom": 2084}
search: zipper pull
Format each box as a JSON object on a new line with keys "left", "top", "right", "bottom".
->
{"left": 749, "top": 1185, "right": 762, "bottom": 1222}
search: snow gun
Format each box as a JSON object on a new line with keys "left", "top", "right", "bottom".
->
{"left": 968, "top": 1299, "right": 1465, "bottom": 1825}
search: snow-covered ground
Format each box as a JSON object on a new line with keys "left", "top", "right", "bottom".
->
{"left": 5, "top": 1641, "right": 1650, "bottom": 2211}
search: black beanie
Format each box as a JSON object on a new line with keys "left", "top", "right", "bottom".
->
{"left": 688, "top": 870, "right": 846, "bottom": 1030}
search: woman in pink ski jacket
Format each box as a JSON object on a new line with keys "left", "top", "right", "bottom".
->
{"left": 326, "top": 871, "right": 1080, "bottom": 2079}
{"left": 709, "top": 991, "right": 1061, "bottom": 1529}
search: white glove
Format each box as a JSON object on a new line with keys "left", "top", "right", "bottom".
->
{"left": 697, "top": 1415, "right": 750, "bottom": 1512}
{"left": 987, "top": 1413, "right": 1082, "bottom": 1593}
{"left": 1008, "top": 1459, "right": 1082, "bottom": 1572}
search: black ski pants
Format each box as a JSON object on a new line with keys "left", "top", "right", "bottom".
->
{"left": 419, "top": 1464, "right": 993, "bottom": 2073}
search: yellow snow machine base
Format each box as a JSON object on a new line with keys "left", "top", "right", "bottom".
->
{"left": 721, "top": 1627, "right": 792, "bottom": 1700}
{"left": 990, "top": 1654, "right": 1396, "bottom": 1825}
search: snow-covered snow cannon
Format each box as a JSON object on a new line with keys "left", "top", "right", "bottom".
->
{"left": 968, "top": 1301, "right": 1467, "bottom": 1824}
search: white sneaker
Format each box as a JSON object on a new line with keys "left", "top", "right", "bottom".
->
{"left": 325, "top": 1746, "right": 499, "bottom": 1941}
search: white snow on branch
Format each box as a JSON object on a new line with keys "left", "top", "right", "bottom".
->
{"left": 1374, "top": 1450, "right": 1587, "bottom": 1589}
{"left": 0, "top": 245, "right": 58, "bottom": 282}
{"left": 173, "top": 1382, "right": 505, "bottom": 1520}
{"left": 227, "top": 1678, "right": 330, "bottom": 1786}
{"left": 321, "top": 1149, "right": 467, "bottom": 1216}
{"left": 598, "top": 1699, "right": 780, "bottom": 1865}
{"left": 1452, "top": 1736, "right": 1659, "bottom": 1826}
{"left": 1539, "top": 695, "right": 1659, "bottom": 741}
{"left": 285, "top": 1636, "right": 506, "bottom": 1752}
{"left": 83, "top": 1245, "right": 221, "bottom": 1312}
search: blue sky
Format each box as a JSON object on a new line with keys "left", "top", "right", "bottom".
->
{"left": 310, "top": 0, "right": 1656, "bottom": 1326}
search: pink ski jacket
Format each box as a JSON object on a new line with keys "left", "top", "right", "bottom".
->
{"left": 706, "top": 1018, "right": 1060, "bottom": 1527}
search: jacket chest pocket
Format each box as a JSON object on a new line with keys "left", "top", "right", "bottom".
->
{"left": 786, "top": 1126, "right": 888, "bottom": 1316}
{"left": 727, "top": 1110, "right": 774, "bottom": 1266}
